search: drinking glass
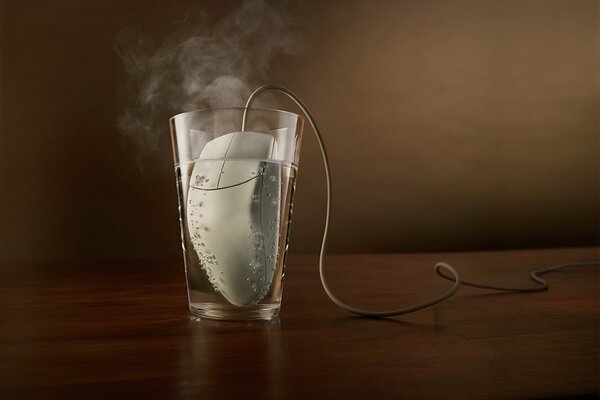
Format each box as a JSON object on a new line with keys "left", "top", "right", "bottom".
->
{"left": 169, "top": 108, "right": 303, "bottom": 320}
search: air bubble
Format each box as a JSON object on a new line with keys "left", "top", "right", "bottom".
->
{"left": 269, "top": 176, "right": 276, "bottom": 182}
{"left": 194, "top": 175, "right": 207, "bottom": 185}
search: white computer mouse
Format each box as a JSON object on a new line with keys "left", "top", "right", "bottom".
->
{"left": 187, "top": 131, "right": 281, "bottom": 306}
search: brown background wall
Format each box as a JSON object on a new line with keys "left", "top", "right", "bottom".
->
{"left": 1, "top": 0, "right": 598, "bottom": 263}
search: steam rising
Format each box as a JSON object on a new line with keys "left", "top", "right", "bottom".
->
{"left": 116, "top": 0, "right": 299, "bottom": 155}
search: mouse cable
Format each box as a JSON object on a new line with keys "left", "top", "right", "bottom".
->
{"left": 242, "top": 84, "right": 599, "bottom": 317}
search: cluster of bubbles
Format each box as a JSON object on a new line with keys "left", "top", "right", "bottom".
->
{"left": 247, "top": 165, "right": 268, "bottom": 301}
{"left": 247, "top": 231, "right": 268, "bottom": 301}
{"left": 263, "top": 163, "right": 282, "bottom": 276}
{"left": 194, "top": 174, "right": 209, "bottom": 186}
{"left": 250, "top": 165, "right": 266, "bottom": 176}
{"left": 188, "top": 190, "right": 222, "bottom": 293}
{"left": 244, "top": 162, "right": 283, "bottom": 302}
{"left": 263, "top": 165, "right": 280, "bottom": 210}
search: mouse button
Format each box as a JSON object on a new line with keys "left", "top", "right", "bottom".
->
{"left": 217, "top": 160, "right": 263, "bottom": 188}
{"left": 225, "top": 132, "right": 274, "bottom": 160}
{"left": 189, "top": 159, "right": 222, "bottom": 189}
{"left": 198, "top": 132, "right": 238, "bottom": 160}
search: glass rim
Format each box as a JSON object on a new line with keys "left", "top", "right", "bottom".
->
{"left": 169, "top": 107, "right": 304, "bottom": 123}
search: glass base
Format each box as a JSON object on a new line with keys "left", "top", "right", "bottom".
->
{"left": 189, "top": 302, "right": 280, "bottom": 321}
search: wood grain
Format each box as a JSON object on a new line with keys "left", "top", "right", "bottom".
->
{"left": 1, "top": 247, "right": 598, "bottom": 399}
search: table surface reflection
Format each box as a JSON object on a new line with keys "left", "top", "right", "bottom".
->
{"left": 1, "top": 247, "right": 598, "bottom": 399}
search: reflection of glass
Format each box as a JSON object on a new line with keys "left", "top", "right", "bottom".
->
{"left": 170, "top": 108, "right": 303, "bottom": 320}
{"left": 178, "top": 318, "right": 285, "bottom": 398}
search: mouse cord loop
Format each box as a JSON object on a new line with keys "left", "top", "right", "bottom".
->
{"left": 242, "top": 84, "right": 599, "bottom": 317}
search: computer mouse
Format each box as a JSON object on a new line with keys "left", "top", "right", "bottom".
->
{"left": 186, "top": 131, "right": 281, "bottom": 306}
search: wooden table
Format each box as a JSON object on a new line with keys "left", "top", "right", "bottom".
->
{"left": 1, "top": 247, "right": 598, "bottom": 399}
